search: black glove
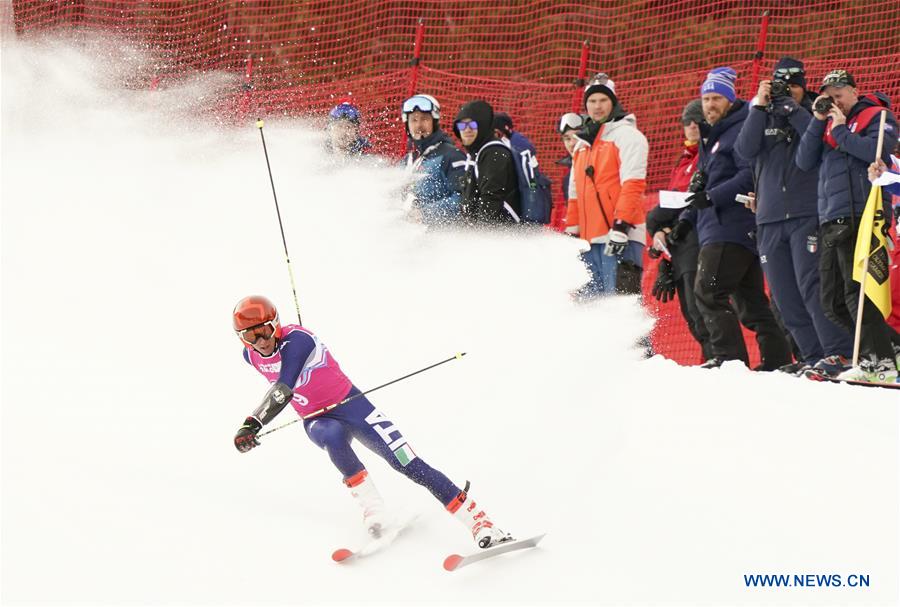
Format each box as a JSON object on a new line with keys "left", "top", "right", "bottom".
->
{"left": 688, "top": 169, "right": 708, "bottom": 194}
{"left": 666, "top": 220, "right": 693, "bottom": 246}
{"left": 770, "top": 96, "right": 799, "bottom": 118}
{"left": 647, "top": 246, "right": 662, "bottom": 260}
{"left": 234, "top": 416, "right": 262, "bottom": 453}
{"left": 604, "top": 219, "right": 633, "bottom": 257}
{"left": 687, "top": 190, "right": 712, "bottom": 210}
{"left": 652, "top": 259, "right": 677, "bottom": 303}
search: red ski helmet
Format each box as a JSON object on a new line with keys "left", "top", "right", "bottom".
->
{"left": 232, "top": 295, "right": 282, "bottom": 345}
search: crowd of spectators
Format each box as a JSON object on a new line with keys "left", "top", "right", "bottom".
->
{"left": 322, "top": 58, "right": 900, "bottom": 386}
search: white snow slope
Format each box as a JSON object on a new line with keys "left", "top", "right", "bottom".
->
{"left": 2, "top": 36, "right": 898, "bottom": 607}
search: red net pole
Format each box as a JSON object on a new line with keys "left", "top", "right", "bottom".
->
{"left": 406, "top": 18, "right": 425, "bottom": 100}
{"left": 239, "top": 55, "right": 254, "bottom": 123}
{"left": 750, "top": 10, "right": 771, "bottom": 93}
{"left": 571, "top": 40, "right": 590, "bottom": 113}
{"left": 402, "top": 18, "right": 426, "bottom": 154}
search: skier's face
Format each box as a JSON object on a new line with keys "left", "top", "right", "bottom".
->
{"left": 407, "top": 111, "right": 434, "bottom": 140}
{"left": 240, "top": 322, "right": 278, "bottom": 356}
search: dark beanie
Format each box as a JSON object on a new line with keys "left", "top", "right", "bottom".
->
{"left": 773, "top": 56, "right": 807, "bottom": 90}
{"left": 583, "top": 73, "right": 618, "bottom": 110}
{"left": 492, "top": 112, "right": 514, "bottom": 136}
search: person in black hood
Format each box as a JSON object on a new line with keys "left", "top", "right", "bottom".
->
{"left": 735, "top": 57, "right": 854, "bottom": 377}
{"left": 453, "top": 100, "right": 521, "bottom": 224}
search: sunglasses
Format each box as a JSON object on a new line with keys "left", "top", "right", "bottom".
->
{"left": 402, "top": 95, "right": 436, "bottom": 114}
{"left": 238, "top": 321, "right": 277, "bottom": 345}
{"left": 456, "top": 121, "right": 478, "bottom": 132}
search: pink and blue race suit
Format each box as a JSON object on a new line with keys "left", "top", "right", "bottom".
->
{"left": 243, "top": 324, "right": 460, "bottom": 504}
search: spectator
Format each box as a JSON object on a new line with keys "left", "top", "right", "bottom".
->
{"left": 452, "top": 100, "right": 521, "bottom": 223}
{"left": 325, "top": 102, "right": 371, "bottom": 156}
{"left": 647, "top": 99, "right": 712, "bottom": 361}
{"left": 681, "top": 67, "right": 791, "bottom": 370}
{"left": 555, "top": 112, "right": 584, "bottom": 206}
{"left": 796, "top": 69, "right": 899, "bottom": 383}
{"left": 567, "top": 73, "right": 648, "bottom": 297}
{"left": 735, "top": 57, "right": 853, "bottom": 377}
{"left": 400, "top": 94, "right": 466, "bottom": 225}
{"left": 493, "top": 112, "right": 538, "bottom": 157}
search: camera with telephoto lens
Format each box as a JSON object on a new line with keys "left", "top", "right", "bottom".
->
{"left": 688, "top": 169, "right": 708, "bottom": 194}
{"left": 814, "top": 96, "right": 834, "bottom": 115}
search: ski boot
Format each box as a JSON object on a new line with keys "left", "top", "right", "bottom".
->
{"left": 447, "top": 482, "right": 513, "bottom": 549}
{"left": 836, "top": 358, "right": 898, "bottom": 384}
{"left": 346, "top": 470, "right": 387, "bottom": 538}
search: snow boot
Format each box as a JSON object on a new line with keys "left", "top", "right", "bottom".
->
{"left": 446, "top": 482, "right": 513, "bottom": 549}
{"left": 346, "top": 470, "right": 387, "bottom": 538}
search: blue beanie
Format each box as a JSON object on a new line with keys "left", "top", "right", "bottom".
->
{"left": 700, "top": 67, "right": 737, "bottom": 102}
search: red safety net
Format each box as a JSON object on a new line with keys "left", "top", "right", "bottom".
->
{"left": 12, "top": 0, "right": 900, "bottom": 365}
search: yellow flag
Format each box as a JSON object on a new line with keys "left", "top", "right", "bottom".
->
{"left": 852, "top": 184, "right": 892, "bottom": 318}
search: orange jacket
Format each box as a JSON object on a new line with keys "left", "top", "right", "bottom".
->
{"left": 566, "top": 113, "right": 648, "bottom": 244}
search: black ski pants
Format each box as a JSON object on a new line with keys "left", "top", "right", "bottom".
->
{"left": 694, "top": 242, "right": 792, "bottom": 368}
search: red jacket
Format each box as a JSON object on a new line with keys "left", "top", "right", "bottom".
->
{"left": 668, "top": 141, "right": 699, "bottom": 192}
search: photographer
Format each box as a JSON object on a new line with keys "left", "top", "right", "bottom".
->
{"left": 735, "top": 57, "right": 853, "bottom": 377}
{"left": 681, "top": 67, "right": 791, "bottom": 370}
{"left": 796, "top": 69, "right": 899, "bottom": 383}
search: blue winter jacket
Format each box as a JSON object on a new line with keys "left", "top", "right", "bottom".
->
{"left": 735, "top": 96, "right": 819, "bottom": 225}
{"left": 403, "top": 130, "right": 467, "bottom": 224}
{"left": 681, "top": 99, "right": 756, "bottom": 251}
{"left": 795, "top": 93, "right": 898, "bottom": 224}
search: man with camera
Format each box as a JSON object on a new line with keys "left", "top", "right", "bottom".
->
{"left": 796, "top": 69, "right": 899, "bottom": 383}
{"left": 735, "top": 57, "right": 853, "bottom": 377}
{"left": 680, "top": 67, "right": 791, "bottom": 370}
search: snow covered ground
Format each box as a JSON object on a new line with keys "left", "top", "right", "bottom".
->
{"left": 2, "top": 37, "right": 898, "bottom": 606}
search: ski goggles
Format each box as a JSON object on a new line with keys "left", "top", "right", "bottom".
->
{"left": 237, "top": 320, "right": 277, "bottom": 344}
{"left": 455, "top": 120, "right": 478, "bottom": 132}
{"left": 402, "top": 95, "right": 437, "bottom": 115}
{"left": 773, "top": 66, "right": 803, "bottom": 80}
{"left": 558, "top": 112, "right": 584, "bottom": 133}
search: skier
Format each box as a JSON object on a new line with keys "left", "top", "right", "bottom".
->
{"left": 231, "top": 295, "right": 512, "bottom": 549}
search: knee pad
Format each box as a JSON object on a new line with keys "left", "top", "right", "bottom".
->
{"left": 306, "top": 418, "right": 349, "bottom": 450}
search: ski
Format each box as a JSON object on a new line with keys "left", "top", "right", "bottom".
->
{"left": 332, "top": 516, "right": 418, "bottom": 564}
{"left": 805, "top": 372, "right": 900, "bottom": 390}
{"left": 442, "top": 533, "right": 546, "bottom": 572}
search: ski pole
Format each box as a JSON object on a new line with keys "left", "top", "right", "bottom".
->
{"left": 256, "top": 118, "right": 303, "bottom": 325}
{"left": 257, "top": 352, "right": 466, "bottom": 438}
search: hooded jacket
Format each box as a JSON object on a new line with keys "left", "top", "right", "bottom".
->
{"left": 795, "top": 92, "right": 898, "bottom": 224}
{"left": 453, "top": 100, "right": 520, "bottom": 223}
{"left": 565, "top": 107, "right": 649, "bottom": 244}
{"left": 735, "top": 92, "right": 819, "bottom": 225}
{"left": 680, "top": 99, "right": 756, "bottom": 251}
{"left": 403, "top": 129, "right": 466, "bottom": 224}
